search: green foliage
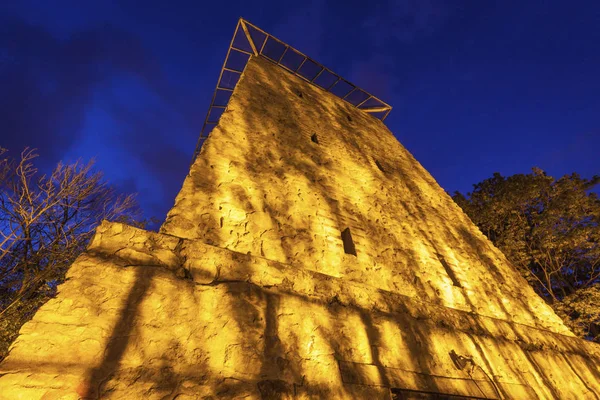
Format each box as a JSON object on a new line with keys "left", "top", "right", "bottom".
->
{"left": 553, "top": 284, "right": 600, "bottom": 342}
{"left": 453, "top": 168, "right": 600, "bottom": 341}
{"left": 0, "top": 148, "right": 144, "bottom": 360}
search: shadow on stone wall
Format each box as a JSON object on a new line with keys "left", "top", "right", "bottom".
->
{"left": 1, "top": 226, "right": 600, "bottom": 398}
{"left": 159, "top": 55, "right": 568, "bottom": 339}
{"left": 3, "top": 56, "right": 600, "bottom": 398}
{"left": 74, "top": 233, "right": 441, "bottom": 397}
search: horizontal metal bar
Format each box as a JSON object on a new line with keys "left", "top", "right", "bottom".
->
{"left": 240, "top": 19, "right": 393, "bottom": 115}
{"left": 240, "top": 19, "right": 390, "bottom": 110}
{"left": 262, "top": 53, "right": 281, "bottom": 63}
{"left": 231, "top": 47, "right": 254, "bottom": 56}
{"left": 278, "top": 62, "right": 297, "bottom": 75}
{"left": 362, "top": 106, "right": 391, "bottom": 113}
{"left": 195, "top": 17, "right": 394, "bottom": 164}
{"left": 267, "top": 35, "right": 287, "bottom": 48}
{"left": 223, "top": 67, "right": 243, "bottom": 73}
{"left": 242, "top": 17, "right": 386, "bottom": 98}
{"left": 242, "top": 19, "right": 266, "bottom": 33}
{"left": 294, "top": 73, "right": 313, "bottom": 84}
{"left": 339, "top": 77, "right": 355, "bottom": 88}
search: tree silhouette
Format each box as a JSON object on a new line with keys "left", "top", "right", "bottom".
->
{"left": 0, "top": 147, "right": 143, "bottom": 359}
{"left": 454, "top": 168, "right": 600, "bottom": 341}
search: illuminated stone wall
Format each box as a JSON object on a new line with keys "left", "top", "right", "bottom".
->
{"left": 162, "top": 56, "right": 566, "bottom": 335}
{"left": 1, "top": 222, "right": 599, "bottom": 399}
{"left": 0, "top": 56, "right": 599, "bottom": 399}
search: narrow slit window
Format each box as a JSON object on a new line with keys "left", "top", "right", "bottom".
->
{"left": 311, "top": 133, "right": 319, "bottom": 144}
{"left": 375, "top": 160, "right": 385, "bottom": 172}
{"left": 341, "top": 227, "right": 357, "bottom": 256}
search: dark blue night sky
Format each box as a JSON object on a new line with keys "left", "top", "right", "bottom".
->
{"left": 1, "top": 1, "right": 598, "bottom": 224}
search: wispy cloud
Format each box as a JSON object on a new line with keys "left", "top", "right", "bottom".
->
{"left": 0, "top": 15, "right": 195, "bottom": 220}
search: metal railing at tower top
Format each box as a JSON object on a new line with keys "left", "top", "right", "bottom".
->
{"left": 193, "top": 18, "right": 393, "bottom": 161}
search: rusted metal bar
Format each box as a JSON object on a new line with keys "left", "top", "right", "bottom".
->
{"left": 193, "top": 20, "right": 241, "bottom": 161}
{"left": 223, "top": 67, "right": 243, "bottom": 74}
{"left": 326, "top": 77, "right": 341, "bottom": 91}
{"left": 311, "top": 67, "right": 325, "bottom": 83}
{"left": 356, "top": 95, "right": 372, "bottom": 108}
{"left": 259, "top": 35, "right": 268, "bottom": 54}
{"left": 195, "top": 18, "right": 394, "bottom": 162}
{"left": 241, "top": 19, "right": 390, "bottom": 111}
{"left": 278, "top": 63, "right": 296, "bottom": 74}
{"left": 240, "top": 19, "right": 258, "bottom": 56}
{"left": 362, "top": 106, "right": 391, "bottom": 113}
{"left": 231, "top": 47, "right": 254, "bottom": 56}
{"left": 382, "top": 108, "right": 392, "bottom": 121}
{"left": 295, "top": 73, "right": 313, "bottom": 84}
{"left": 295, "top": 57, "right": 308, "bottom": 73}
{"left": 244, "top": 19, "right": 271, "bottom": 42}
{"left": 267, "top": 35, "right": 287, "bottom": 47}
{"left": 277, "top": 46, "right": 289, "bottom": 63}
{"left": 240, "top": 20, "right": 389, "bottom": 108}
{"left": 342, "top": 87, "right": 357, "bottom": 100}
{"left": 376, "top": 98, "right": 392, "bottom": 109}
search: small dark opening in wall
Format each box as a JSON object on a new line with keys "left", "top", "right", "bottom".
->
{"left": 346, "top": 114, "right": 352, "bottom": 122}
{"left": 311, "top": 133, "right": 319, "bottom": 144}
{"left": 341, "top": 228, "right": 357, "bottom": 256}
{"left": 295, "top": 90, "right": 303, "bottom": 98}
{"left": 375, "top": 160, "right": 385, "bottom": 172}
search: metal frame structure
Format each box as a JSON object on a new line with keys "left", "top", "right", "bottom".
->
{"left": 193, "top": 18, "right": 393, "bottom": 160}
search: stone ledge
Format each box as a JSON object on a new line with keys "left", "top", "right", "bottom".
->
{"left": 339, "top": 360, "right": 500, "bottom": 398}
{"left": 1, "top": 220, "right": 599, "bottom": 398}
{"left": 88, "top": 221, "right": 599, "bottom": 360}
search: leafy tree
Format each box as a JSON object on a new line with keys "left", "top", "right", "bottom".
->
{"left": 454, "top": 169, "right": 600, "bottom": 300}
{"left": 453, "top": 168, "right": 600, "bottom": 341}
{"left": 0, "top": 147, "right": 143, "bottom": 359}
{"left": 553, "top": 285, "right": 600, "bottom": 342}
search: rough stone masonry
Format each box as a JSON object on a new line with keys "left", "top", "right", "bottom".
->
{"left": 0, "top": 56, "right": 599, "bottom": 399}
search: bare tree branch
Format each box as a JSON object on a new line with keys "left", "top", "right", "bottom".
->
{"left": 0, "top": 147, "right": 143, "bottom": 358}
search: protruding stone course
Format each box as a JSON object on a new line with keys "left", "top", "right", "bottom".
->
{"left": 89, "top": 220, "right": 182, "bottom": 270}
{"left": 1, "top": 56, "right": 599, "bottom": 398}
{"left": 0, "top": 221, "right": 599, "bottom": 398}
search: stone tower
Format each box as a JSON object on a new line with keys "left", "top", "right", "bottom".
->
{"left": 0, "top": 19, "right": 599, "bottom": 399}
